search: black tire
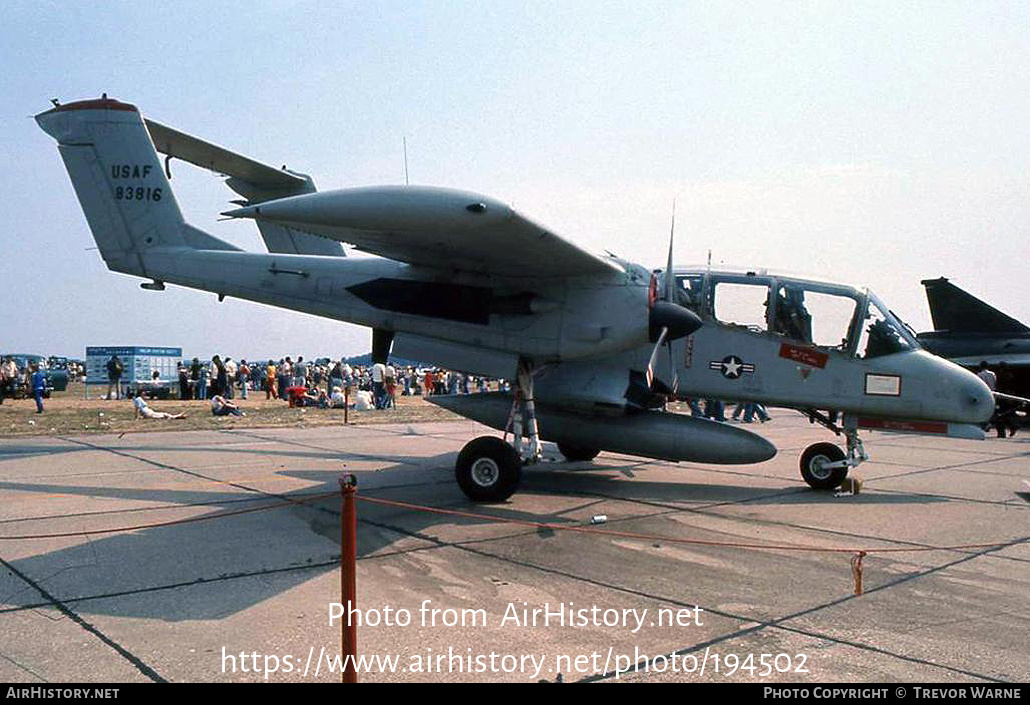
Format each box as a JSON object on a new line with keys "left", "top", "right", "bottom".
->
{"left": 799, "top": 442, "right": 848, "bottom": 490}
{"left": 557, "top": 442, "right": 600, "bottom": 462}
{"left": 455, "top": 436, "right": 522, "bottom": 502}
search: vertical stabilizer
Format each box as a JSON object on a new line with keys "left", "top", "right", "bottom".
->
{"left": 922, "top": 277, "right": 1029, "bottom": 334}
{"left": 36, "top": 97, "right": 236, "bottom": 277}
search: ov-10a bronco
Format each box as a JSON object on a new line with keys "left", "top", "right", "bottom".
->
{"left": 37, "top": 96, "right": 992, "bottom": 501}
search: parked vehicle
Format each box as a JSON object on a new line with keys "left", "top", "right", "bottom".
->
{"left": 1, "top": 354, "right": 69, "bottom": 397}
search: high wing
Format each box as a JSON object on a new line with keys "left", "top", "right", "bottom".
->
{"left": 223, "top": 185, "right": 623, "bottom": 278}
{"left": 145, "top": 120, "right": 345, "bottom": 257}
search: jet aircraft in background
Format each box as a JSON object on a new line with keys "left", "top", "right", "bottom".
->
{"left": 917, "top": 277, "right": 1029, "bottom": 425}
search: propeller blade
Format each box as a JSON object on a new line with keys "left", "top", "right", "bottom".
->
{"left": 646, "top": 326, "right": 668, "bottom": 388}
{"left": 663, "top": 200, "right": 676, "bottom": 302}
{"left": 667, "top": 338, "right": 678, "bottom": 396}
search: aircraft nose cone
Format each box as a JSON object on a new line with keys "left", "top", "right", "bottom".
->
{"left": 964, "top": 378, "right": 995, "bottom": 424}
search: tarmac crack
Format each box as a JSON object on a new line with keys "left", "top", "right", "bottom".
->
{"left": 0, "top": 651, "right": 49, "bottom": 682}
{"left": 0, "top": 554, "right": 166, "bottom": 683}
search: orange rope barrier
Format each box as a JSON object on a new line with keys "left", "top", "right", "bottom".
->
{"left": 0, "top": 490, "right": 339, "bottom": 540}
{"left": 0, "top": 486, "right": 1022, "bottom": 597}
{"left": 355, "top": 494, "right": 1021, "bottom": 555}
{"left": 355, "top": 494, "right": 1026, "bottom": 596}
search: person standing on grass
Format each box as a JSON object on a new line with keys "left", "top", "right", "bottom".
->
{"left": 265, "top": 360, "right": 278, "bottom": 399}
{"left": 106, "top": 354, "right": 123, "bottom": 400}
{"left": 279, "top": 358, "right": 292, "bottom": 400}
{"left": 30, "top": 364, "right": 46, "bottom": 414}
{"left": 178, "top": 362, "right": 191, "bottom": 400}
{"left": 224, "top": 357, "right": 237, "bottom": 399}
{"left": 0, "top": 356, "right": 17, "bottom": 404}
{"left": 238, "top": 359, "right": 249, "bottom": 400}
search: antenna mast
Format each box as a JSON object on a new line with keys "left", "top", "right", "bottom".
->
{"left": 403, "top": 137, "right": 409, "bottom": 186}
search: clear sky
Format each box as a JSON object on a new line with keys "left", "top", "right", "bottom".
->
{"left": 3, "top": 0, "right": 1029, "bottom": 360}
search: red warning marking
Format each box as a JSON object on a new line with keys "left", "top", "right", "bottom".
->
{"left": 779, "top": 343, "right": 828, "bottom": 369}
{"left": 856, "top": 417, "right": 948, "bottom": 434}
{"left": 47, "top": 98, "right": 138, "bottom": 113}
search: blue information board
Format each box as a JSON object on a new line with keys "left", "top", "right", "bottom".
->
{"left": 85, "top": 346, "right": 183, "bottom": 385}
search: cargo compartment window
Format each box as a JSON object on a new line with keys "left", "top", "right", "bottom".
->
{"left": 712, "top": 281, "right": 770, "bottom": 332}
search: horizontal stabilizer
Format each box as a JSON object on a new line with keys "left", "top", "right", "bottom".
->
{"left": 145, "top": 119, "right": 307, "bottom": 191}
{"left": 145, "top": 119, "right": 343, "bottom": 257}
{"left": 921, "top": 277, "right": 1028, "bottom": 334}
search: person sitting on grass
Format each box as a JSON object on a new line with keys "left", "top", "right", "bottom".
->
{"left": 287, "top": 385, "right": 329, "bottom": 408}
{"left": 210, "top": 394, "right": 245, "bottom": 417}
{"left": 302, "top": 387, "right": 330, "bottom": 408}
{"left": 330, "top": 386, "right": 346, "bottom": 409}
{"left": 133, "top": 394, "right": 186, "bottom": 420}
{"left": 285, "top": 384, "right": 309, "bottom": 408}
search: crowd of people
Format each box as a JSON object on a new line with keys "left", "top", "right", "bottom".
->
{"left": 95, "top": 353, "right": 509, "bottom": 420}
{"left": 17, "top": 352, "right": 1025, "bottom": 435}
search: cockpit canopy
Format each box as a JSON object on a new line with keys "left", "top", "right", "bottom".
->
{"left": 670, "top": 270, "right": 918, "bottom": 359}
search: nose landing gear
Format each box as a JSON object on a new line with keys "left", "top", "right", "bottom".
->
{"left": 799, "top": 411, "right": 868, "bottom": 490}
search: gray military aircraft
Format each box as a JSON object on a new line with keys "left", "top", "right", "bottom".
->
{"left": 37, "top": 96, "right": 993, "bottom": 501}
{"left": 917, "top": 277, "right": 1030, "bottom": 398}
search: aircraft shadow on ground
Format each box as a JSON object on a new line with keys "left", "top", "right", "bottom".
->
{"left": 0, "top": 445, "right": 945, "bottom": 622}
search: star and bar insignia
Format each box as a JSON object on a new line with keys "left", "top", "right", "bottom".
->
{"left": 709, "top": 355, "right": 755, "bottom": 379}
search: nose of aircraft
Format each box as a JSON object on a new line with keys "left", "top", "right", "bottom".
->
{"left": 962, "top": 372, "right": 995, "bottom": 424}
{"left": 939, "top": 355, "right": 994, "bottom": 424}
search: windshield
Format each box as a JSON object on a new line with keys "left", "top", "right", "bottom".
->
{"left": 855, "top": 293, "right": 919, "bottom": 358}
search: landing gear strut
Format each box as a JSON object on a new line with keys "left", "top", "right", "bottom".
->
{"left": 455, "top": 358, "right": 539, "bottom": 502}
{"left": 799, "top": 412, "right": 868, "bottom": 490}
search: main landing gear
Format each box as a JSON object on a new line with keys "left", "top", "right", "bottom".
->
{"left": 454, "top": 436, "right": 522, "bottom": 502}
{"left": 454, "top": 359, "right": 541, "bottom": 502}
{"left": 799, "top": 410, "right": 868, "bottom": 490}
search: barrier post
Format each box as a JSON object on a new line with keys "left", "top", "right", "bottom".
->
{"left": 344, "top": 387, "right": 349, "bottom": 424}
{"left": 339, "top": 474, "right": 358, "bottom": 683}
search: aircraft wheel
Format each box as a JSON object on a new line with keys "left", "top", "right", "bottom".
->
{"left": 455, "top": 436, "right": 522, "bottom": 502}
{"left": 800, "top": 442, "right": 848, "bottom": 490}
{"left": 557, "top": 442, "right": 600, "bottom": 462}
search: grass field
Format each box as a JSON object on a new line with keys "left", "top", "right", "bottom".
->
{"left": 0, "top": 382, "right": 461, "bottom": 437}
